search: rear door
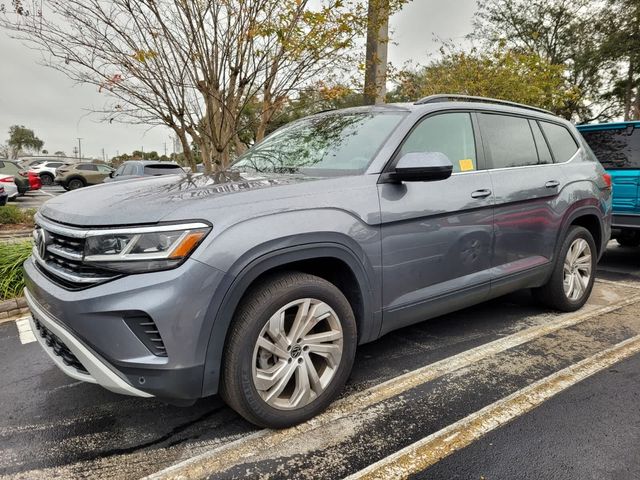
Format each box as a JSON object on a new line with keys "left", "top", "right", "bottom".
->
{"left": 479, "top": 113, "right": 572, "bottom": 285}
{"left": 579, "top": 124, "right": 640, "bottom": 214}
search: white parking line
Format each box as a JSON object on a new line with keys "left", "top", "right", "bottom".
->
{"left": 15, "top": 317, "right": 36, "bottom": 344}
{"left": 346, "top": 333, "right": 640, "bottom": 480}
{"left": 147, "top": 293, "right": 640, "bottom": 480}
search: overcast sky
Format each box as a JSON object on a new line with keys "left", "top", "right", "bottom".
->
{"left": 0, "top": 1, "right": 477, "bottom": 159}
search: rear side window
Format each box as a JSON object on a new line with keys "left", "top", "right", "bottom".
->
{"left": 77, "top": 164, "right": 98, "bottom": 171}
{"left": 540, "top": 122, "right": 579, "bottom": 162}
{"left": 478, "top": 114, "right": 537, "bottom": 168}
{"left": 47, "top": 162, "right": 63, "bottom": 168}
{"left": 400, "top": 113, "right": 477, "bottom": 173}
{"left": 580, "top": 126, "right": 640, "bottom": 169}
{"left": 530, "top": 121, "right": 553, "bottom": 165}
{"left": 143, "top": 164, "right": 184, "bottom": 176}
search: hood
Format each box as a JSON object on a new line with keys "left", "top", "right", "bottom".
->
{"left": 40, "top": 171, "right": 317, "bottom": 226}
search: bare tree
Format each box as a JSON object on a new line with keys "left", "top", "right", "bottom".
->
{"left": 0, "top": 0, "right": 363, "bottom": 171}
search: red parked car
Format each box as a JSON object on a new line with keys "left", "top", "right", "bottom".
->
{"left": 28, "top": 170, "right": 42, "bottom": 190}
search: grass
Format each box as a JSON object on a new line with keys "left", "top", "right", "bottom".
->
{"left": 0, "top": 241, "right": 32, "bottom": 300}
{"left": 0, "top": 205, "right": 35, "bottom": 227}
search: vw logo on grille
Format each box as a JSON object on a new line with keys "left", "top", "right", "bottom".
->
{"left": 33, "top": 228, "right": 49, "bottom": 260}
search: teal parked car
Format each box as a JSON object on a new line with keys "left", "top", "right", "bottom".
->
{"left": 578, "top": 122, "right": 640, "bottom": 246}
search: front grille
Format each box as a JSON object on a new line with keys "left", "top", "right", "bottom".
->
{"left": 33, "top": 318, "right": 89, "bottom": 374}
{"left": 33, "top": 218, "right": 119, "bottom": 289}
{"left": 124, "top": 314, "right": 168, "bottom": 357}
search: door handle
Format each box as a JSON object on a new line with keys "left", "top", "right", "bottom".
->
{"left": 471, "top": 189, "right": 492, "bottom": 199}
{"left": 545, "top": 180, "right": 560, "bottom": 188}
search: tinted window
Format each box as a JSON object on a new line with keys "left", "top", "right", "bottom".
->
{"left": 77, "top": 164, "right": 98, "bottom": 171}
{"left": 0, "top": 161, "right": 20, "bottom": 174}
{"left": 233, "top": 112, "right": 406, "bottom": 175}
{"left": 530, "top": 121, "right": 553, "bottom": 165}
{"left": 47, "top": 162, "right": 63, "bottom": 168}
{"left": 580, "top": 126, "right": 640, "bottom": 169}
{"left": 400, "top": 113, "right": 477, "bottom": 173}
{"left": 540, "top": 122, "right": 579, "bottom": 162}
{"left": 479, "top": 114, "right": 537, "bottom": 168}
{"left": 121, "top": 163, "right": 137, "bottom": 175}
{"left": 143, "top": 164, "right": 183, "bottom": 176}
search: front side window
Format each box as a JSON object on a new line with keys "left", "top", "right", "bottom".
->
{"left": 121, "top": 163, "right": 137, "bottom": 175}
{"left": 541, "top": 122, "right": 579, "bottom": 163}
{"left": 233, "top": 111, "right": 406, "bottom": 175}
{"left": 399, "top": 113, "right": 477, "bottom": 173}
{"left": 479, "top": 113, "right": 538, "bottom": 169}
{"left": 580, "top": 126, "right": 640, "bottom": 169}
{"left": 96, "top": 165, "right": 113, "bottom": 173}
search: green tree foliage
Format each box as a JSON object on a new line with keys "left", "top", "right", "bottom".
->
{"left": 7, "top": 125, "right": 44, "bottom": 158}
{"left": 390, "top": 48, "right": 577, "bottom": 115}
{"left": 599, "top": 0, "right": 640, "bottom": 120}
{"left": 473, "top": 0, "right": 608, "bottom": 120}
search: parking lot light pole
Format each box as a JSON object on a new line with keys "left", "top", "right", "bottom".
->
{"left": 77, "top": 138, "right": 83, "bottom": 161}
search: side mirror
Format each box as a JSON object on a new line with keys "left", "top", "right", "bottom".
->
{"left": 392, "top": 152, "right": 454, "bottom": 182}
{"left": 109, "top": 171, "right": 115, "bottom": 178}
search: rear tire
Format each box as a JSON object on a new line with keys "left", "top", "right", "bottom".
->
{"left": 220, "top": 271, "right": 357, "bottom": 428}
{"left": 40, "top": 173, "right": 54, "bottom": 186}
{"left": 67, "top": 178, "right": 85, "bottom": 190}
{"left": 533, "top": 226, "right": 596, "bottom": 312}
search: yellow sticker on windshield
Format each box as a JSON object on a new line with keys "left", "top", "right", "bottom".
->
{"left": 459, "top": 159, "right": 475, "bottom": 172}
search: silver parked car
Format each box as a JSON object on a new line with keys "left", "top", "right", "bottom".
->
{"left": 24, "top": 96, "right": 611, "bottom": 428}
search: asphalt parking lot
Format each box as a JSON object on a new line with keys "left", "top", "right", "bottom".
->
{"left": 11, "top": 185, "right": 65, "bottom": 210}
{"left": 1, "top": 240, "right": 640, "bottom": 479}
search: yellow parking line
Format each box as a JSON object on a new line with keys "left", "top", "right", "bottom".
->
{"left": 147, "top": 294, "right": 640, "bottom": 480}
{"left": 347, "top": 333, "right": 640, "bottom": 480}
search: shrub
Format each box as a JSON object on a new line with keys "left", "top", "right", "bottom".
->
{"left": 0, "top": 241, "right": 32, "bottom": 300}
{"left": 0, "top": 205, "right": 35, "bottom": 226}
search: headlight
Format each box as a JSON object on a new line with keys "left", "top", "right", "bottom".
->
{"left": 83, "top": 222, "right": 211, "bottom": 273}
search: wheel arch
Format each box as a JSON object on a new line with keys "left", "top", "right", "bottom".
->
{"left": 557, "top": 205, "right": 607, "bottom": 260}
{"left": 201, "top": 242, "right": 379, "bottom": 397}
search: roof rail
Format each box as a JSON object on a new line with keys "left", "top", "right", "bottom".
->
{"left": 414, "top": 94, "right": 553, "bottom": 115}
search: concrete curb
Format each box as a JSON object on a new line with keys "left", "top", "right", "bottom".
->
{"left": 0, "top": 297, "right": 29, "bottom": 323}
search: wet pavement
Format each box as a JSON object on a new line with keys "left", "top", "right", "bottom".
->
{"left": 1, "top": 244, "right": 639, "bottom": 479}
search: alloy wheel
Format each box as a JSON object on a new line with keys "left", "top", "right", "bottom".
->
{"left": 563, "top": 238, "right": 592, "bottom": 301}
{"left": 251, "top": 298, "right": 344, "bottom": 411}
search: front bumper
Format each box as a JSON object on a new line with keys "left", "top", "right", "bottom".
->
{"left": 25, "top": 288, "right": 152, "bottom": 397}
{"left": 23, "top": 256, "right": 228, "bottom": 399}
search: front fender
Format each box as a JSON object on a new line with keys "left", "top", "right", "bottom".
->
{"left": 199, "top": 240, "right": 380, "bottom": 397}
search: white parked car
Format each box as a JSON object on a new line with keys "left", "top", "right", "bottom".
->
{"left": 30, "top": 160, "right": 70, "bottom": 186}
{"left": 0, "top": 175, "right": 19, "bottom": 200}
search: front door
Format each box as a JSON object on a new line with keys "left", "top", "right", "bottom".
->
{"left": 379, "top": 112, "right": 494, "bottom": 334}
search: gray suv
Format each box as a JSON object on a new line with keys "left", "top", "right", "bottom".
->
{"left": 24, "top": 96, "right": 612, "bottom": 428}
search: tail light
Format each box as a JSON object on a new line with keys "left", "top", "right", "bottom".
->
{"left": 0, "top": 177, "right": 14, "bottom": 183}
{"left": 603, "top": 173, "right": 612, "bottom": 190}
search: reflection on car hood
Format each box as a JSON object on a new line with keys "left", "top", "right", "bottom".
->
{"left": 40, "top": 171, "right": 318, "bottom": 226}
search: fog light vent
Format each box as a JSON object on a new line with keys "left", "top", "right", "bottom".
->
{"left": 123, "top": 313, "right": 167, "bottom": 357}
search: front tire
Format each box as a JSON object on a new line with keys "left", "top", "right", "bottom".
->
{"left": 221, "top": 272, "right": 357, "bottom": 428}
{"left": 533, "top": 226, "right": 596, "bottom": 312}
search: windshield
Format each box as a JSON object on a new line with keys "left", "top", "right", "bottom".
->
{"left": 232, "top": 111, "right": 406, "bottom": 175}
